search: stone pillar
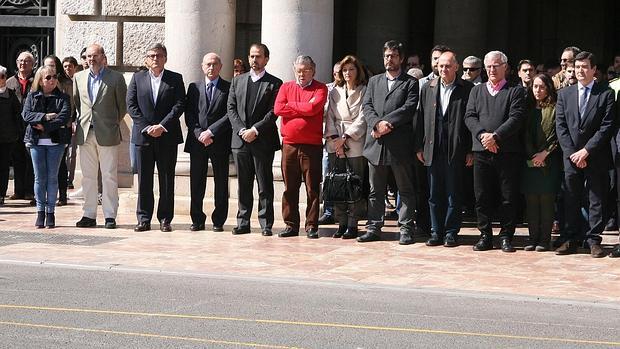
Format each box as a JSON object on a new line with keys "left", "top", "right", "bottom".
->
{"left": 356, "top": 0, "right": 410, "bottom": 74}
{"left": 434, "top": 0, "right": 488, "bottom": 59}
{"left": 261, "top": 0, "right": 334, "bottom": 83}
{"left": 164, "top": 0, "right": 236, "bottom": 82}
{"left": 164, "top": 0, "right": 236, "bottom": 175}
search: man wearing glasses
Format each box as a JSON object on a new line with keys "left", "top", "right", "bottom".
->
{"left": 552, "top": 46, "right": 581, "bottom": 90}
{"left": 127, "top": 43, "right": 185, "bottom": 233}
{"left": 464, "top": 50, "right": 526, "bottom": 253}
{"left": 461, "top": 56, "right": 484, "bottom": 85}
{"left": 274, "top": 55, "right": 327, "bottom": 239}
{"left": 73, "top": 44, "right": 127, "bottom": 229}
{"left": 6, "top": 51, "right": 36, "bottom": 203}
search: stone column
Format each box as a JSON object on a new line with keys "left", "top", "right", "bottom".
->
{"left": 261, "top": 0, "right": 334, "bottom": 83}
{"left": 356, "top": 0, "right": 410, "bottom": 74}
{"left": 433, "top": 0, "right": 488, "bottom": 59}
{"left": 164, "top": 0, "right": 236, "bottom": 176}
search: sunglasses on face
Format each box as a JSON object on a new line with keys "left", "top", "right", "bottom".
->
{"left": 463, "top": 67, "right": 480, "bottom": 72}
{"left": 44, "top": 75, "right": 58, "bottom": 81}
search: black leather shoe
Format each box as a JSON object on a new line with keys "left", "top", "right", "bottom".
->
{"left": 333, "top": 225, "right": 347, "bottom": 238}
{"left": 134, "top": 222, "right": 151, "bottom": 232}
{"left": 500, "top": 238, "right": 516, "bottom": 252}
{"left": 104, "top": 218, "right": 116, "bottom": 229}
{"left": 609, "top": 245, "right": 620, "bottom": 258}
{"left": 443, "top": 234, "right": 458, "bottom": 247}
{"left": 232, "top": 226, "right": 251, "bottom": 235}
{"left": 399, "top": 232, "right": 414, "bottom": 245}
{"left": 473, "top": 235, "right": 493, "bottom": 251}
{"left": 278, "top": 227, "right": 299, "bottom": 237}
{"left": 357, "top": 231, "right": 380, "bottom": 243}
{"left": 262, "top": 229, "right": 273, "bottom": 236}
{"left": 212, "top": 226, "right": 224, "bottom": 232}
{"left": 318, "top": 214, "right": 335, "bottom": 225}
{"left": 35, "top": 211, "right": 45, "bottom": 228}
{"left": 590, "top": 243, "right": 606, "bottom": 258}
{"left": 76, "top": 216, "right": 97, "bottom": 228}
{"left": 342, "top": 226, "right": 358, "bottom": 239}
{"left": 555, "top": 241, "right": 577, "bottom": 255}
{"left": 160, "top": 222, "right": 172, "bottom": 232}
{"left": 306, "top": 228, "right": 319, "bottom": 239}
{"left": 190, "top": 223, "right": 205, "bottom": 231}
{"left": 425, "top": 233, "right": 442, "bottom": 246}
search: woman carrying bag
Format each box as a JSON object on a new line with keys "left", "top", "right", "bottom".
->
{"left": 324, "top": 55, "right": 368, "bottom": 239}
{"left": 22, "top": 66, "right": 71, "bottom": 228}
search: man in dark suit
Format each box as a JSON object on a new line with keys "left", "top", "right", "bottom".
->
{"left": 555, "top": 51, "right": 616, "bottom": 258}
{"left": 184, "top": 52, "right": 231, "bottom": 232}
{"left": 227, "top": 43, "right": 282, "bottom": 236}
{"left": 358, "top": 40, "right": 419, "bottom": 245}
{"left": 127, "top": 43, "right": 185, "bottom": 232}
{"left": 464, "top": 50, "right": 526, "bottom": 253}
{"left": 416, "top": 51, "right": 473, "bottom": 248}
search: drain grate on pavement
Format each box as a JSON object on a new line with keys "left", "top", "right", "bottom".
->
{"left": 0, "top": 231, "right": 126, "bottom": 247}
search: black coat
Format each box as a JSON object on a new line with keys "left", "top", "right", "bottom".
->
{"left": 0, "top": 88, "right": 22, "bottom": 143}
{"left": 416, "top": 77, "right": 474, "bottom": 166}
{"left": 127, "top": 69, "right": 186, "bottom": 146}
{"left": 21, "top": 88, "right": 71, "bottom": 145}
{"left": 184, "top": 78, "right": 232, "bottom": 154}
{"left": 556, "top": 81, "right": 617, "bottom": 173}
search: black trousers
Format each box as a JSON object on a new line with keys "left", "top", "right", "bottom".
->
{"left": 136, "top": 141, "right": 178, "bottom": 224}
{"left": 0, "top": 142, "right": 13, "bottom": 197}
{"left": 57, "top": 146, "right": 69, "bottom": 198}
{"left": 189, "top": 148, "right": 229, "bottom": 227}
{"left": 413, "top": 158, "right": 430, "bottom": 233}
{"left": 10, "top": 140, "right": 34, "bottom": 197}
{"left": 563, "top": 168, "right": 608, "bottom": 244}
{"left": 473, "top": 152, "right": 521, "bottom": 239}
{"left": 232, "top": 146, "right": 275, "bottom": 230}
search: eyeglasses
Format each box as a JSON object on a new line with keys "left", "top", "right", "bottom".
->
{"left": 485, "top": 63, "right": 505, "bottom": 70}
{"left": 294, "top": 69, "right": 313, "bottom": 75}
{"left": 44, "top": 75, "right": 58, "bottom": 81}
{"left": 17, "top": 59, "right": 33, "bottom": 64}
{"left": 146, "top": 53, "right": 165, "bottom": 60}
{"left": 463, "top": 67, "right": 480, "bottom": 72}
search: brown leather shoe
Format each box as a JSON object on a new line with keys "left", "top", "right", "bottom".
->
{"left": 590, "top": 244, "right": 606, "bottom": 258}
{"left": 555, "top": 241, "right": 577, "bottom": 255}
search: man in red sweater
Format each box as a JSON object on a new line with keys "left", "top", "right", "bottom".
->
{"left": 274, "top": 55, "right": 328, "bottom": 239}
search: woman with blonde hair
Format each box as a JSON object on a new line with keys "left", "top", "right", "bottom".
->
{"left": 325, "top": 55, "right": 368, "bottom": 239}
{"left": 22, "top": 66, "right": 71, "bottom": 228}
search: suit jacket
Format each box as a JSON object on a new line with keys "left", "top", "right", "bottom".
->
{"left": 362, "top": 72, "right": 419, "bottom": 165}
{"left": 73, "top": 68, "right": 127, "bottom": 146}
{"left": 127, "top": 69, "right": 186, "bottom": 146}
{"left": 416, "top": 77, "right": 473, "bottom": 166}
{"left": 184, "top": 78, "right": 231, "bottom": 154}
{"left": 324, "top": 84, "right": 367, "bottom": 157}
{"left": 227, "top": 71, "right": 282, "bottom": 153}
{"left": 556, "top": 81, "right": 616, "bottom": 173}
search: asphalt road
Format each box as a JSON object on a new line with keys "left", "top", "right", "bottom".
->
{"left": 0, "top": 262, "right": 618, "bottom": 349}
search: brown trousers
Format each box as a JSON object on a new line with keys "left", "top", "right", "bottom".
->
{"left": 281, "top": 143, "right": 323, "bottom": 231}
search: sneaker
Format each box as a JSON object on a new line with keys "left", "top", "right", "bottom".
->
{"left": 69, "top": 187, "right": 83, "bottom": 198}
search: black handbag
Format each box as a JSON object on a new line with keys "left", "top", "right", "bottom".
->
{"left": 322, "top": 154, "right": 363, "bottom": 204}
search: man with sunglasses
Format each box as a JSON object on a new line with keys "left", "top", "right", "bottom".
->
{"left": 461, "top": 56, "right": 484, "bottom": 85}
{"left": 73, "top": 44, "right": 127, "bottom": 229}
{"left": 552, "top": 46, "right": 581, "bottom": 90}
{"left": 6, "top": 51, "right": 36, "bottom": 202}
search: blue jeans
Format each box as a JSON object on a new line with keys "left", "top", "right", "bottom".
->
{"left": 30, "top": 144, "right": 66, "bottom": 213}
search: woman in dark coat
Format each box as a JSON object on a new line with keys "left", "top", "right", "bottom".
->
{"left": 0, "top": 64, "right": 23, "bottom": 205}
{"left": 521, "top": 74, "right": 562, "bottom": 251}
{"left": 22, "top": 66, "right": 71, "bottom": 228}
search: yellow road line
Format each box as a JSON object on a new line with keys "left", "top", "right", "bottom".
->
{"left": 1, "top": 304, "right": 619, "bottom": 347}
{"left": 0, "top": 320, "right": 302, "bottom": 349}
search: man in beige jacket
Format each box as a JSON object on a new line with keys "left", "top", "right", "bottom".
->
{"left": 73, "top": 44, "right": 127, "bottom": 229}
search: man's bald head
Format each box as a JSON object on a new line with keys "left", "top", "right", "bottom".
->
{"left": 203, "top": 52, "right": 221, "bottom": 65}
{"left": 201, "top": 52, "right": 222, "bottom": 80}
{"left": 437, "top": 51, "right": 459, "bottom": 84}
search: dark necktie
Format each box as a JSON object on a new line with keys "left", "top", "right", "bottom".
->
{"left": 206, "top": 82, "right": 213, "bottom": 105}
{"left": 579, "top": 86, "right": 589, "bottom": 118}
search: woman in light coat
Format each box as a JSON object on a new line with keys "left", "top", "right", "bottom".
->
{"left": 325, "top": 55, "right": 368, "bottom": 238}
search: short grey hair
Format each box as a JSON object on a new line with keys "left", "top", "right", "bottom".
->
{"left": 407, "top": 67, "right": 423, "bottom": 80}
{"left": 0, "top": 65, "right": 7, "bottom": 76}
{"left": 16, "top": 51, "right": 34, "bottom": 62}
{"left": 293, "top": 55, "right": 316, "bottom": 69}
{"left": 463, "top": 55, "right": 482, "bottom": 68}
{"left": 484, "top": 51, "right": 508, "bottom": 66}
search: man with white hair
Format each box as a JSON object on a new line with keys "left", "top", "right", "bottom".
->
{"left": 464, "top": 50, "right": 526, "bottom": 253}
{"left": 274, "top": 55, "right": 328, "bottom": 239}
{"left": 6, "top": 51, "right": 36, "bottom": 202}
{"left": 462, "top": 56, "right": 484, "bottom": 85}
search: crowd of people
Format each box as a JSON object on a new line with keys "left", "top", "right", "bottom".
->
{"left": 1, "top": 40, "right": 619, "bottom": 258}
